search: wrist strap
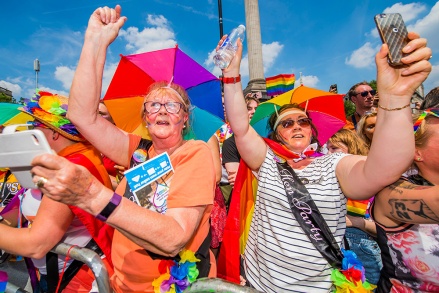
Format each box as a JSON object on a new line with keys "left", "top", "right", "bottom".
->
{"left": 276, "top": 161, "right": 343, "bottom": 268}
{"left": 221, "top": 75, "right": 241, "bottom": 84}
{"left": 96, "top": 192, "right": 122, "bottom": 222}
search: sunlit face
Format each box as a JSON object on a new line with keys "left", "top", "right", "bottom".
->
{"left": 327, "top": 141, "right": 349, "bottom": 154}
{"left": 143, "top": 89, "right": 188, "bottom": 140}
{"left": 247, "top": 100, "right": 258, "bottom": 121}
{"left": 352, "top": 84, "right": 374, "bottom": 109}
{"left": 276, "top": 112, "right": 312, "bottom": 153}
{"left": 364, "top": 116, "right": 376, "bottom": 142}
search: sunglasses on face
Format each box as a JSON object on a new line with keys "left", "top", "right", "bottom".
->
{"left": 356, "top": 90, "right": 377, "bottom": 98}
{"left": 143, "top": 101, "right": 183, "bottom": 114}
{"left": 279, "top": 117, "right": 312, "bottom": 129}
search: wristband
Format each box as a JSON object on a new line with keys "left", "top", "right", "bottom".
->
{"left": 96, "top": 193, "right": 122, "bottom": 222}
{"left": 221, "top": 75, "right": 241, "bottom": 84}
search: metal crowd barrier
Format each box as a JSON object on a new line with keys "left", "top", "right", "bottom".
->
{"left": 5, "top": 242, "right": 112, "bottom": 293}
{"left": 184, "top": 278, "right": 262, "bottom": 293}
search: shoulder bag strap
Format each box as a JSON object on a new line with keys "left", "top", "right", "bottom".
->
{"left": 276, "top": 161, "right": 343, "bottom": 269}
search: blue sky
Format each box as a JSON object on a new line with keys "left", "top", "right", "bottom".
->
{"left": 1, "top": 0, "right": 438, "bottom": 101}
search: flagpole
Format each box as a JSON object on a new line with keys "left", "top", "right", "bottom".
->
{"left": 300, "top": 72, "right": 303, "bottom": 86}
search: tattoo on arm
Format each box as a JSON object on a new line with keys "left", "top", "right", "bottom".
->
{"left": 389, "top": 199, "right": 439, "bottom": 223}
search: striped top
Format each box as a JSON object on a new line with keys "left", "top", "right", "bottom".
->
{"left": 244, "top": 149, "right": 347, "bottom": 293}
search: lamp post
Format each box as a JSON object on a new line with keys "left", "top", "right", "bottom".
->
{"left": 217, "top": 0, "right": 224, "bottom": 38}
{"left": 34, "top": 59, "right": 40, "bottom": 92}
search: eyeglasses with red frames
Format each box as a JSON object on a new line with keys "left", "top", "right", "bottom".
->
{"left": 279, "top": 117, "right": 312, "bottom": 129}
{"left": 143, "top": 101, "right": 183, "bottom": 114}
{"left": 356, "top": 90, "right": 377, "bottom": 97}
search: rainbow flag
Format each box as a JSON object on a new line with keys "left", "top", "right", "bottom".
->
{"left": 265, "top": 74, "right": 295, "bottom": 96}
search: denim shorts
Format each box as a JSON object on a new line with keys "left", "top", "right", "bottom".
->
{"left": 345, "top": 227, "right": 383, "bottom": 285}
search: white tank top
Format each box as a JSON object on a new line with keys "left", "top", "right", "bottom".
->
{"left": 20, "top": 189, "right": 92, "bottom": 274}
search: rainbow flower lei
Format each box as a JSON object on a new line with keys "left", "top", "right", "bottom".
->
{"left": 331, "top": 249, "right": 376, "bottom": 293}
{"left": 152, "top": 249, "right": 200, "bottom": 293}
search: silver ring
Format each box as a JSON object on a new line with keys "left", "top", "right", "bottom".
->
{"left": 35, "top": 177, "right": 48, "bottom": 189}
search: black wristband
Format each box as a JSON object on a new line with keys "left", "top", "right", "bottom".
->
{"left": 96, "top": 193, "right": 122, "bottom": 222}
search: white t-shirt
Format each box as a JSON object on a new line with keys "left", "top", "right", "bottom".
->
{"left": 244, "top": 149, "right": 347, "bottom": 293}
{"left": 21, "top": 189, "right": 92, "bottom": 274}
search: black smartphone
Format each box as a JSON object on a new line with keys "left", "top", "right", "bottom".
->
{"left": 374, "top": 13, "right": 409, "bottom": 66}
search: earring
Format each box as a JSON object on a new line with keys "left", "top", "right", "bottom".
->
{"left": 417, "top": 157, "right": 422, "bottom": 161}
{"left": 183, "top": 125, "right": 186, "bottom": 128}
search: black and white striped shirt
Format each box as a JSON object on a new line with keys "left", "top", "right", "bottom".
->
{"left": 244, "top": 149, "right": 347, "bottom": 292}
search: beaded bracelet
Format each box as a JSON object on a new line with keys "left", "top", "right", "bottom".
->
{"left": 96, "top": 192, "right": 122, "bottom": 222}
{"left": 378, "top": 103, "right": 411, "bottom": 111}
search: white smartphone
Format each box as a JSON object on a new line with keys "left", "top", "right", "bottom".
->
{"left": 0, "top": 125, "right": 53, "bottom": 188}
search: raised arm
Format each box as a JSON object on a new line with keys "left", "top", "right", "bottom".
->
{"left": 221, "top": 38, "right": 267, "bottom": 171}
{"left": 373, "top": 179, "right": 439, "bottom": 226}
{"left": 67, "top": 5, "right": 130, "bottom": 166}
{"left": 337, "top": 33, "right": 432, "bottom": 199}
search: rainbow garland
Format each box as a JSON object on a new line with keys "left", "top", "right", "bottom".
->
{"left": 152, "top": 250, "right": 200, "bottom": 293}
{"left": 331, "top": 249, "right": 376, "bottom": 293}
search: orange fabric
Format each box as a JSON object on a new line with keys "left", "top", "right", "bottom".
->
{"left": 56, "top": 142, "right": 115, "bottom": 289}
{"left": 111, "top": 137, "right": 216, "bottom": 292}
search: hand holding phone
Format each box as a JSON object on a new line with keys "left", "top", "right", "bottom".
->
{"left": 0, "top": 126, "right": 53, "bottom": 188}
{"left": 374, "top": 13, "right": 409, "bottom": 66}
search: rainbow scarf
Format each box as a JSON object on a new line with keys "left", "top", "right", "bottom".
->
{"left": 265, "top": 74, "right": 295, "bottom": 96}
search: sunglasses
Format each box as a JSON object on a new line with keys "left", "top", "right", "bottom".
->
{"left": 279, "top": 118, "right": 312, "bottom": 129}
{"left": 356, "top": 90, "right": 377, "bottom": 97}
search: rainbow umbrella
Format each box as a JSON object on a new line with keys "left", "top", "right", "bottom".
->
{"left": 0, "top": 103, "right": 33, "bottom": 128}
{"left": 103, "top": 45, "right": 223, "bottom": 141}
{"left": 251, "top": 85, "right": 347, "bottom": 144}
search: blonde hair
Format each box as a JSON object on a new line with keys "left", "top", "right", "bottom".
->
{"left": 328, "top": 129, "right": 369, "bottom": 156}
{"left": 356, "top": 112, "right": 377, "bottom": 148}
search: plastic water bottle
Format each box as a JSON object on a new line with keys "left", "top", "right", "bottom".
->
{"left": 213, "top": 24, "right": 246, "bottom": 69}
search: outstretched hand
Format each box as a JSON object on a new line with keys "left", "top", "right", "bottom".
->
{"left": 376, "top": 32, "right": 432, "bottom": 101}
{"left": 86, "top": 5, "right": 127, "bottom": 46}
{"left": 216, "top": 36, "right": 243, "bottom": 77}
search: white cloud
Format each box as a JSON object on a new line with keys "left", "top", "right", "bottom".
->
{"left": 0, "top": 80, "right": 22, "bottom": 97}
{"left": 345, "top": 42, "right": 380, "bottom": 68}
{"left": 295, "top": 75, "right": 319, "bottom": 88}
{"left": 54, "top": 66, "right": 75, "bottom": 90}
{"left": 262, "top": 42, "right": 284, "bottom": 72}
{"left": 204, "top": 41, "right": 283, "bottom": 79}
{"left": 407, "top": 1, "right": 439, "bottom": 52}
{"left": 119, "top": 14, "right": 177, "bottom": 53}
{"left": 383, "top": 2, "right": 426, "bottom": 22}
{"left": 368, "top": 2, "right": 428, "bottom": 39}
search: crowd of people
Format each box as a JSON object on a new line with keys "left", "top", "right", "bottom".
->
{"left": 0, "top": 4, "right": 437, "bottom": 293}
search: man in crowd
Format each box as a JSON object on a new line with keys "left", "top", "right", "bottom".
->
{"left": 347, "top": 81, "right": 376, "bottom": 129}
